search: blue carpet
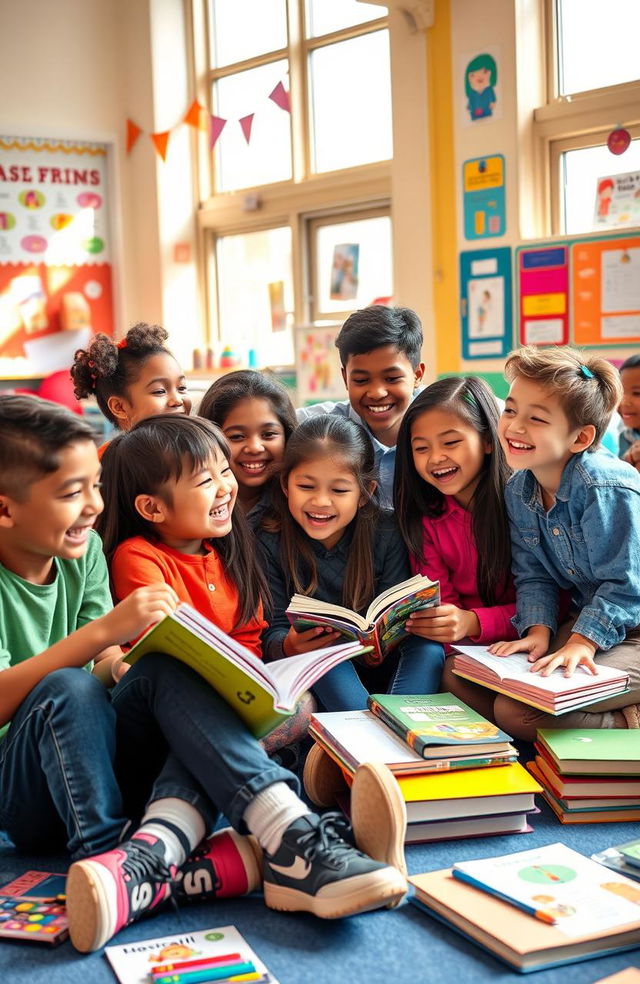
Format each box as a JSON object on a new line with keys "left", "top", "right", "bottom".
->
{"left": 0, "top": 799, "right": 639, "bottom": 984}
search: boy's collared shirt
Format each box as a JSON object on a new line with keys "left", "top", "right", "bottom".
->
{"left": 505, "top": 448, "right": 640, "bottom": 650}
{"left": 0, "top": 530, "right": 112, "bottom": 739}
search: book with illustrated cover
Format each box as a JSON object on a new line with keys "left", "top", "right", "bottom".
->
{"left": 451, "top": 645, "right": 629, "bottom": 714}
{"left": 536, "top": 729, "right": 640, "bottom": 775}
{"left": 105, "top": 924, "right": 277, "bottom": 984}
{"left": 0, "top": 894, "right": 68, "bottom": 945}
{"left": 309, "top": 709, "right": 517, "bottom": 776}
{"left": 0, "top": 870, "right": 66, "bottom": 900}
{"left": 125, "top": 603, "right": 369, "bottom": 739}
{"left": 286, "top": 573, "right": 439, "bottom": 665}
{"left": 367, "top": 693, "right": 514, "bottom": 758}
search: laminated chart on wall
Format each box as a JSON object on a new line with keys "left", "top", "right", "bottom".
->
{"left": 0, "top": 136, "right": 114, "bottom": 377}
{"left": 462, "top": 155, "right": 506, "bottom": 240}
{"left": 516, "top": 245, "right": 569, "bottom": 346}
{"left": 572, "top": 234, "right": 640, "bottom": 346}
{"left": 459, "top": 247, "right": 512, "bottom": 359}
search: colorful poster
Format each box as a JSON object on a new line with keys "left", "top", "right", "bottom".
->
{"left": 460, "top": 248, "right": 512, "bottom": 359}
{"left": 0, "top": 135, "right": 114, "bottom": 373}
{"left": 517, "top": 246, "right": 569, "bottom": 346}
{"left": 268, "top": 279, "right": 287, "bottom": 332}
{"left": 295, "top": 325, "right": 344, "bottom": 403}
{"left": 572, "top": 236, "right": 640, "bottom": 345}
{"left": 461, "top": 48, "right": 501, "bottom": 126}
{"left": 594, "top": 170, "right": 640, "bottom": 230}
{"left": 463, "top": 156, "right": 506, "bottom": 240}
{"left": 329, "top": 243, "right": 359, "bottom": 301}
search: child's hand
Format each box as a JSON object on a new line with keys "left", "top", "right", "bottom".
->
{"left": 489, "top": 625, "right": 550, "bottom": 661}
{"left": 101, "top": 585, "right": 179, "bottom": 646}
{"left": 623, "top": 439, "right": 640, "bottom": 472}
{"left": 283, "top": 624, "right": 342, "bottom": 657}
{"left": 529, "top": 634, "right": 598, "bottom": 678}
{"left": 406, "top": 605, "right": 480, "bottom": 643}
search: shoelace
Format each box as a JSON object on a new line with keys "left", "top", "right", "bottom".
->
{"left": 122, "top": 842, "right": 173, "bottom": 886}
{"left": 296, "top": 813, "right": 361, "bottom": 870}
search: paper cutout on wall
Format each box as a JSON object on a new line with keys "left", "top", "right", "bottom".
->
{"left": 239, "top": 114, "right": 255, "bottom": 145}
{"left": 269, "top": 82, "right": 291, "bottom": 113}
{"left": 126, "top": 119, "right": 142, "bottom": 154}
{"left": 183, "top": 100, "right": 208, "bottom": 130}
{"left": 210, "top": 116, "right": 227, "bottom": 150}
{"left": 151, "top": 131, "right": 171, "bottom": 162}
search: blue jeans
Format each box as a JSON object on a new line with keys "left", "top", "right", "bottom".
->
{"left": 111, "top": 654, "right": 299, "bottom": 834}
{"left": 0, "top": 669, "right": 126, "bottom": 860}
{"left": 312, "top": 637, "right": 445, "bottom": 712}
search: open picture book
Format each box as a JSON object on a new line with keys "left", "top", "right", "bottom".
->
{"left": 451, "top": 645, "right": 629, "bottom": 714}
{"left": 286, "top": 573, "right": 439, "bottom": 665}
{"left": 125, "top": 603, "right": 370, "bottom": 738}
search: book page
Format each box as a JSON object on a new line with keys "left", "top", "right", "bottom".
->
{"left": 454, "top": 843, "right": 640, "bottom": 939}
{"left": 452, "top": 645, "right": 627, "bottom": 692}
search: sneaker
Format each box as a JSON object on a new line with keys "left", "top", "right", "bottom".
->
{"left": 262, "top": 813, "right": 406, "bottom": 918}
{"left": 350, "top": 762, "right": 407, "bottom": 889}
{"left": 66, "top": 834, "right": 173, "bottom": 953}
{"left": 173, "top": 827, "right": 263, "bottom": 901}
{"left": 303, "top": 744, "right": 349, "bottom": 807}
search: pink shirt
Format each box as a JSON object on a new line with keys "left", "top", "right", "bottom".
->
{"left": 409, "top": 497, "right": 517, "bottom": 644}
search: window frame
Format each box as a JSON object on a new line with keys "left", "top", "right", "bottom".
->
{"left": 189, "top": 0, "right": 392, "bottom": 352}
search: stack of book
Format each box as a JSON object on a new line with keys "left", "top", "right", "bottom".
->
{"left": 308, "top": 693, "right": 541, "bottom": 843}
{"left": 408, "top": 843, "right": 640, "bottom": 973}
{"left": 526, "top": 729, "right": 640, "bottom": 823}
{"left": 451, "top": 645, "right": 630, "bottom": 714}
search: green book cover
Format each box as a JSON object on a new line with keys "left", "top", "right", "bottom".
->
{"left": 538, "top": 729, "right": 640, "bottom": 769}
{"left": 126, "top": 604, "right": 367, "bottom": 739}
{"left": 367, "top": 693, "right": 513, "bottom": 758}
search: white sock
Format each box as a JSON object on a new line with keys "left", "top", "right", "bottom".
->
{"left": 134, "top": 798, "right": 206, "bottom": 868}
{"left": 242, "top": 783, "right": 311, "bottom": 855}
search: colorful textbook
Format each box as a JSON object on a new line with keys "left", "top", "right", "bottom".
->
{"left": 125, "top": 603, "right": 369, "bottom": 738}
{"left": 367, "top": 693, "right": 514, "bottom": 758}
{"left": 105, "top": 925, "right": 277, "bottom": 984}
{"left": 286, "top": 573, "right": 439, "bottom": 665}
{"left": 0, "top": 869, "right": 68, "bottom": 945}
{"left": 536, "top": 729, "right": 640, "bottom": 775}
{"left": 451, "top": 645, "right": 629, "bottom": 713}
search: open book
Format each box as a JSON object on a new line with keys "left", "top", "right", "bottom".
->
{"left": 125, "top": 603, "right": 370, "bottom": 738}
{"left": 451, "top": 645, "right": 629, "bottom": 714}
{"left": 286, "top": 573, "right": 439, "bottom": 666}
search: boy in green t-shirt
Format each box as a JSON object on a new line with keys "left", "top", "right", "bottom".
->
{"left": 0, "top": 394, "right": 177, "bottom": 859}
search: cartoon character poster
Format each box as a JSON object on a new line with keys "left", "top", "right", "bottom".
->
{"left": 0, "top": 136, "right": 114, "bottom": 374}
{"left": 460, "top": 47, "right": 501, "bottom": 126}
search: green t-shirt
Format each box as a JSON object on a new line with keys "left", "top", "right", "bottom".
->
{"left": 0, "top": 530, "right": 113, "bottom": 740}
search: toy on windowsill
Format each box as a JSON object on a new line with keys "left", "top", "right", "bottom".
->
{"left": 219, "top": 345, "right": 242, "bottom": 369}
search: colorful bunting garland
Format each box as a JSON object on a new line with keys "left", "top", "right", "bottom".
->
{"left": 128, "top": 83, "right": 290, "bottom": 161}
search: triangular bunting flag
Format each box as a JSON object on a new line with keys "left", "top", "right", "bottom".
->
{"left": 151, "top": 130, "right": 171, "bottom": 162}
{"left": 239, "top": 114, "right": 254, "bottom": 144}
{"left": 126, "top": 119, "right": 142, "bottom": 154}
{"left": 209, "top": 115, "right": 227, "bottom": 150}
{"left": 269, "top": 82, "right": 290, "bottom": 113}
{"left": 184, "top": 99, "right": 206, "bottom": 129}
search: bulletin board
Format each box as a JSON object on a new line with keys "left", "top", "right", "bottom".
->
{"left": 294, "top": 325, "right": 344, "bottom": 405}
{"left": 459, "top": 247, "right": 512, "bottom": 359}
{"left": 516, "top": 231, "right": 640, "bottom": 350}
{"left": 0, "top": 135, "right": 115, "bottom": 378}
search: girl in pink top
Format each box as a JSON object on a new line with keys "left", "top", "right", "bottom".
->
{"left": 394, "top": 376, "right": 517, "bottom": 702}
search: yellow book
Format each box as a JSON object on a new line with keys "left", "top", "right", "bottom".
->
{"left": 125, "top": 603, "right": 369, "bottom": 739}
{"left": 395, "top": 762, "right": 541, "bottom": 822}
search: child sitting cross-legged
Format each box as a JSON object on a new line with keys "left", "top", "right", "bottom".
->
{"left": 65, "top": 414, "right": 407, "bottom": 953}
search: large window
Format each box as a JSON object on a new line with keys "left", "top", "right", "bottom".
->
{"left": 537, "top": 0, "right": 640, "bottom": 235}
{"left": 194, "top": 0, "right": 393, "bottom": 364}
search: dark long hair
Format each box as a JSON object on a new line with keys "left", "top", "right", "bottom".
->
{"left": 96, "top": 414, "right": 269, "bottom": 626}
{"left": 199, "top": 369, "right": 297, "bottom": 439}
{"left": 266, "top": 415, "right": 380, "bottom": 612}
{"left": 394, "top": 376, "right": 512, "bottom": 606}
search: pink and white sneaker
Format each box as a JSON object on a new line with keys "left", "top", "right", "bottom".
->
{"left": 173, "top": 827, "right": 262, "bottom": 902}
{"left": 66, "top": 833, "right": 174, "bottom": 953}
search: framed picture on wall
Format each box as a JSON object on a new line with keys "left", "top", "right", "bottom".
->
{"left": 0, "top": 134, "right": 116, "bottom": 377}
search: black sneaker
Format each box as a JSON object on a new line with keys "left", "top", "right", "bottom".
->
{"left": 262, "top": 813, "right": 406, "bottom": 918}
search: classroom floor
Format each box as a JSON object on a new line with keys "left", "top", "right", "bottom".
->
{"left": 1, "top": 790, "right": 639, "bottom": 984}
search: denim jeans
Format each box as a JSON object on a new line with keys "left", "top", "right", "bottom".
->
{"left": 111, "top": 653, "right": 299, "bottom": 835}
{"left": 312, "top": 636, "right": 445, "bottom": 712}
{"left": 0, "top": 668, "right": 126, "bottom": 860}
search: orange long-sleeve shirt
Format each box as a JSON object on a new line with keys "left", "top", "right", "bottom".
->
{"left": 111, "top": 535, "right": 266, "bottom": 657}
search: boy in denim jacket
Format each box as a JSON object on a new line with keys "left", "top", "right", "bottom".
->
{"left": 487, "top": 346, "right": 640, "bottom": 740}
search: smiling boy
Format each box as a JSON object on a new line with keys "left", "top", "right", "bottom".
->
{"left": 297, "top": 306, "right": 425, "bottom": 508}
{"left": 0, "top": 394, "right": 177, "bottom": 861}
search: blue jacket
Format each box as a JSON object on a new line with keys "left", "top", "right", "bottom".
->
{"left": 505, "top": 448, "right": 640, "bottom": 650}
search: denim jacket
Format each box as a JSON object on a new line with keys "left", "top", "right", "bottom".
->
{"left": 505, "top": 448, "right": 640, "bottom": 651}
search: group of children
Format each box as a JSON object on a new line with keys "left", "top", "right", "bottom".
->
{"left": 1, "top": 305, "right": 639, "bottom": 955}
